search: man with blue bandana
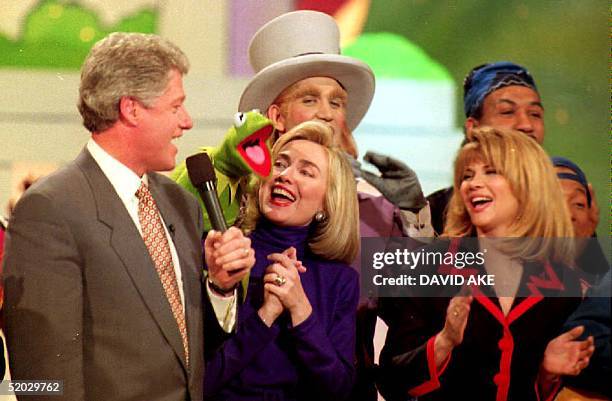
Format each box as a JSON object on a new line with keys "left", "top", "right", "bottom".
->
{"left": 427, "top": 61, "right": 597, "bottom": 235}
{"left": 463, "top": 61, "right": 544, "bottom": 144}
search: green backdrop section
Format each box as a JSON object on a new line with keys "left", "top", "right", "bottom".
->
{"left": 343, "top": 32, "right": 452, "bottom": 81}
{"left": 0, "top": 0, "right": 157, "bottom": 70}
{"left": 363, "top": 0, "right": 609, "bottom": 241}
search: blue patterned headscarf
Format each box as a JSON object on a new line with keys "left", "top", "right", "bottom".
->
{"left": 552, "top": 156, "right": 592, "bottom": 207}
{"left": 463, "top": 61, "right": 539, "bottom": 117}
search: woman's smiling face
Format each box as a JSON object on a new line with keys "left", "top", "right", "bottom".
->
{"left": 259, "top": 139, "right": 328, "bottom": 227}
{"left": 459, "top": 160, "right": 519, "bottom": 237}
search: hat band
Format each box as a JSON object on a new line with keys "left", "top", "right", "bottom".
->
{"left": 294, "top": 51, "right": 325, "bottom": 57}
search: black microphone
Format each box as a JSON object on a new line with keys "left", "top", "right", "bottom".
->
{"left": 186, "top": 153, "right": 228, "bottom": 232}
{"left": 167, "top": 224, "right": 175, "bottom": 237}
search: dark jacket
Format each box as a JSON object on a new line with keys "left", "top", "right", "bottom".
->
{"left": 378, "top": 239, "right": 582, "bottom": 401}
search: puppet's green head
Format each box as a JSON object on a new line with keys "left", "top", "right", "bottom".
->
{"left": 211, "top": 110, "right": 274, "bottom": 178}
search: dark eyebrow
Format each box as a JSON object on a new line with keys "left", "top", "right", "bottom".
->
{"left": 530, "top": 101, "right": 544, "bottom": 110}
{"left": 567, "top": 186, "right": 587, "bottom": 196}
{"left": 496, "top": 98, "right": 544, "bottom": 110}
{"left": 276, "top": 153, "right": 291, "bottom": 162}
{"left": 496, "top": 99, "right": 516, "bottom": 106}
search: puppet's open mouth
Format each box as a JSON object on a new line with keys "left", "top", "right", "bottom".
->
{"left": 237, "top": 125, "right": 274, "bottom": 177}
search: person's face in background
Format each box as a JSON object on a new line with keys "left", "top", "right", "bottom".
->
{"left": 459, "top": 160, "right": 519, "bottom": 237}
{"left": 465, "top": 85, "right": 545, "bottom": 144}
{"left": 259, "top": 139, "right": 328, "bottom": 227}
{"left": 555, "top": 166, "right": 594, "bottom": 237}
{"left": 267, "top": 77, "right": 352, "bottom": 151}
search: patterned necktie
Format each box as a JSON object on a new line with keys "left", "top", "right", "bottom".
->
{"left": 136, "top": 182, "right": 189, "bottom": 366}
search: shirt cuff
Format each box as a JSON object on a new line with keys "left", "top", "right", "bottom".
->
{"left": 535, "top": 373, "right": 562, "bottom": 401}
{"left": 206, "top": 282, "right": 237, "bottom": 333}
{"left": 409, "top": 334, "right": 451, "bottom": 397}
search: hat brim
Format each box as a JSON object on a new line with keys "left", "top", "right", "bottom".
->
{"left": 239, "top": 54, "right": 375, "bottom": 131}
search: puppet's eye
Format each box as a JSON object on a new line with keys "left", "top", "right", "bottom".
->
{"left": 251, "top": 108, "right": 260, "bottom": 114}
{"left": 233, "top": 112, "right": 246, "bottom": 128}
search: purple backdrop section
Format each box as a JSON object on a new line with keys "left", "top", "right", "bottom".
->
{"left": 230, "top": 0, "right": 294, "bottom": 76}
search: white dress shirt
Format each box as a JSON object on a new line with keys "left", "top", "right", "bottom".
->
{"left": 87, "top": 139, "right": 185, "bottom": 310}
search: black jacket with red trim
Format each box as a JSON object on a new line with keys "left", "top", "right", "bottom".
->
{"left": 377, "top": 240, "right": 582, "bottom": 401}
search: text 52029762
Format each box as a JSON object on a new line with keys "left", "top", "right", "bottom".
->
{"left": 0, "top": 380, "right": 63, "bottom": 395}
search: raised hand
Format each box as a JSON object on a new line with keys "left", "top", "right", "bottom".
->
{"left": 541, "top": 326, "right": 595, "bottom": 377}
{"left": 204, "top": 226, "right": 254, "bottom": 294}
{"left": 434, "top": 292, "right": 473, "bottom": 368}
{"left": 360, "top": 151, "right": 427, "bottom": 212}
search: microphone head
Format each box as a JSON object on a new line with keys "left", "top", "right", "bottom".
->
{"left": 186, "top": 152, "right": 216, "bottom": 187}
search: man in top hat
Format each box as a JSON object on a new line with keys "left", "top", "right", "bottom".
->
{"left": 191, "top": 10, "right": 429, "bottom": 401}
{"left": 206, "top": 10, "right": 427, "bottom": 288}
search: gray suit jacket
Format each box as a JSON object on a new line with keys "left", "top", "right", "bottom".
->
{"left": 2, "top": 148, "right": 205, "bottom": 401}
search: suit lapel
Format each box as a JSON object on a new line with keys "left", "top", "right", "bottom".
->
{"left": 75, "top": 150, "right": 188, "bottom": 370}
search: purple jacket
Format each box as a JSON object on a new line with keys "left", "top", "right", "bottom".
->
{"left": 204, "top": 219, "right": 359, "bottom": 401}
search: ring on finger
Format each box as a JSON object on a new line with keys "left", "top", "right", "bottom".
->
{"left": 243, "top": 248, "right": 249, "bottom": 256}
{"left": 274, "top": 274, "right": 287, "bottom": 286}
{"left": 452, "top": 309, "right": 459, "bottom": 317}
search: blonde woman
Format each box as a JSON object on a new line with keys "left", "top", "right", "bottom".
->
{"left": 379, "top": 127, "right": 593, "bottom": 401}
{"left": 204, "top": 121, "right": 360, "bottom": 400}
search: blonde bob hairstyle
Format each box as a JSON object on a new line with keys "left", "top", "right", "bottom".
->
{"left": 242, "top": 121, "right": 360, "bottom": 264}
{"left": 78, "top": 32, "right": 189, "bottom": 133}
{"left": 444, "top": 126, "right": 575, "bottom": 265}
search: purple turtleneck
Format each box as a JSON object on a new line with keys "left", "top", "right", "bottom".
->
{"left": 204, "top": 218, "right": 359, "bottom": 401}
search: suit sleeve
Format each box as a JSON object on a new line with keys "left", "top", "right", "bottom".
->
{"left": 288, "top": 267, "right": 359, "bottom": 400}
{"left": 378, "top": 296, "right": 450, "bottom": 400}
{"left": 2, "top": 191, "right": 85, "bottom": 401}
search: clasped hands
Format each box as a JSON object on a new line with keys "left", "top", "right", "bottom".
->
{"left": 259, "top": 247, "right": 312, "bottom": 327}
{"left": 204, "top": 227, "right": 311, "bottom": 326}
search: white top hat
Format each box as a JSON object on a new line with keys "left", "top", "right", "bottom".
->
{"left": 238, "top": 10, "right": 375, "bottom": 131}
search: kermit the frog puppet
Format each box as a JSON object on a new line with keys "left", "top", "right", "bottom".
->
{"left": 172, "top": 110, "right": 274, "bottom": 231}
